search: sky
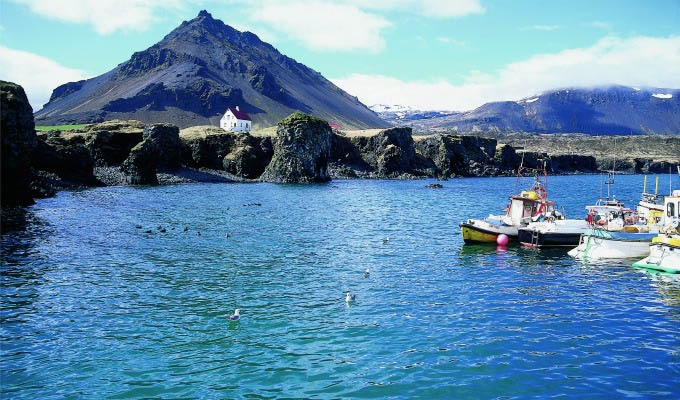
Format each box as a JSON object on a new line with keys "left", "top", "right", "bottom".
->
{"left": 1, "top": 0, "right": 679, "bottom": 112}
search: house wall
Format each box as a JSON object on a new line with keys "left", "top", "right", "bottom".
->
{"left": 219, "top": 110, "right": 251, "bottom": 132}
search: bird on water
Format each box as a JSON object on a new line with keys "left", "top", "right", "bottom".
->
{"left": 345, "top": 292, "right": 356, "bottom": 302}
{"left": 227, "top": 309, "right": 240, "bottom": 321}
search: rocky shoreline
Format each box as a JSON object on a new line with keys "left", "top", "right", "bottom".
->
{"left": 2, "top": 81, "right": 679, "bottom": 208}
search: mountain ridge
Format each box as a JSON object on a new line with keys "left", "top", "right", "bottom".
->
{"left": 377, "top": 86, "right": 679, "bottom": 135}
{"left": 34, "top": 10, "right": 388, "bottom": 130}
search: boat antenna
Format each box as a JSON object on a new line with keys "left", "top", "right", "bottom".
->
{"left": 671, "top": 166, "right": 673, "bottom": 195}
{"left": 516, "top": 140, "right": 527, "bottom": 194}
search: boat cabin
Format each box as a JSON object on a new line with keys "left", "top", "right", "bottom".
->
{"left": 506, "top": 190, "right": 556, "bottom": 226}
{"left": 664, "top": 190, "right": 680, "bottom": 228}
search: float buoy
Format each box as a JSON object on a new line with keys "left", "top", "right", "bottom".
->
{"left": 496, "top": 234, "right": 509, "bottom": 246}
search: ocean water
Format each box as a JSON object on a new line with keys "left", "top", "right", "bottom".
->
{"left": 1, "top": 174, "right": 679, "bottom": 399}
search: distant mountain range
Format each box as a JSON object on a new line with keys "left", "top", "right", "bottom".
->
{"left": 374, "top": 86, "right": 680, "bottom": 135}
{"left": 35, "top": 10, "right": 388, "bottom": 130}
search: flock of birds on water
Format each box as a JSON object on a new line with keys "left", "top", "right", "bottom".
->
{"left": 136, "top": 205, "right": 391, "bottom": 324}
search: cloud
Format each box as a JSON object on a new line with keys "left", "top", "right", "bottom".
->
{"left": 436, "top": 37, "right": 466, "bottom": 46}
{"left": 331, "top": 35, "right": 680, "bottom": 111}
{"left": 12, "top": 0, "right": 183, "bottom": 34}
{"left": 251, "top": 1, "right": 391, "bottom": 52}
{"left": 0, "top": 46, "right": 89, "bottom": 110}
{"left": 520, "top": 24, "right": 560, "bottom": 31}
{"left": 352, "top": 0, "right": 485, "bottom": 18}
{"left": 585, "top": 20, "right": 612, "bottom": 30}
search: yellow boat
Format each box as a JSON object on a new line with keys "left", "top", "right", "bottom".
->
{"left": 460, "top": 178, "right": 561, "bottom": 244}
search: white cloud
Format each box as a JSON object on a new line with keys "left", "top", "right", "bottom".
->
{"left": 354, "top": 0, "right": 485, "bottom": 18}
{"left": 0, "top": 46, "right": 89, "bottom": 110}
{"left": 585, "top": 20, "right": 612, "bottom": 30}
{"left": 12, "top": 0, "right": 183, "bottom": 34}
{"left": 251, "top": 1, "right": 391, "bottom": 52}
{"left": 331, "top": 35, "right": 680, "bottom": 111}
{"left": 520, "top": 24, "right": 560, "bottom": 31}
{"left": 436, "top": 37, "right": 466, "bottom": 46}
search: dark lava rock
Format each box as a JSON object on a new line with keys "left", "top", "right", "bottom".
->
{"left": 364, "top": 127, "right": 417, "bottom": 176}
{"left": 1, "top": 81, "right": 38, "bottom": 205}
{"left": 222, "top": 134, "right": 270, "bottom": 179}
{"left": 425, "top": 183, "right": 443, "bottom": 189}
{"left": 120, "top": 139, "right": 159, "bottom": 184}
{"left": 83, "top": 120, "right": 144, "bottom": 166}
{"left": 260, "top": 112, "right": 332, "bottom": 183}
{"left": 180, "top": 126, "right": 237, "bottom": 169}
{"left": 634, "top": 158, "right": 680, "bottom": 174}
{"left": 415, "top": 134, "right": 497, "bottom": 177}
{"left": 549, "top": 154, "right": 597, "bottom": 173}
{"left": 33, "top": 134, "right": 98, "bottom": 185}
{"left": 143, "top": 123, "right": 182, "bottom": 170}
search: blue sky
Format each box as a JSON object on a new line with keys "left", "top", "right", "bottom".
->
{"left": 1, "top": 0, "right": 679, "bottom": 111}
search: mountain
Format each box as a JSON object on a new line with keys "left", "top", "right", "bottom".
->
{"left": 370, "top": 104, "right": 460, "bottom": 125}
{"left": 392, "top": 86, "right": 680, "bottom": 135}
{"left": 34, "top": 10, "right": 388, "bottom": 130}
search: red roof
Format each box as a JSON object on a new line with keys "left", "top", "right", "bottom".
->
{"left": 329, "top": 123, "right": 341, "bottom": 130}
{"left": 227, "top": 106, "right": 251, "bottom": 121}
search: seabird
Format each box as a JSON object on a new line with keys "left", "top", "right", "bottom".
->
{"left": 227, "top": 309, "right": 240, "bottom": 322}
{"left": 345, "top": 292, "right": 356, "bottom": 302}
{"left": 364, "top": 268, "right": 370, "bottom": 277}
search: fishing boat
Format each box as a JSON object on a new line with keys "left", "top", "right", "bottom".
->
{"left": 632, "top": 190, "right": 680, "bottom": 273}
{"left": 568, "top": 228, "right": 658, "bottom": 259}
{"left": 519, "top": 171, "right": 626, "bottom": 249}
{"left": 460, "top": 160, "right": 562, "bottom": 244}
{"left": 632, "top": 235, "right": 680, "bottom": 273}
{"left": 637, "top": 175, "right": 664, "bottom": 225}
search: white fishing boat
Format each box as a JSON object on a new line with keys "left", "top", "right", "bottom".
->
{"left": 632, "top": 234, "right": 680, "bottom": 273}
{"left": 632, "top": 190, "right": 680, "bottom": 273}
{"left": 637, "top": 175, "right": 664, "bottom": 225}
{"left": 568, "top": 228, "right": 658, "bottom": 259}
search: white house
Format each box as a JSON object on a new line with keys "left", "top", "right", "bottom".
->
{"left": 220, "top": 106, "right": 252, "bottom": 132}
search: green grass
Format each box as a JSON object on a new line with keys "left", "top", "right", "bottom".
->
{"left": 35, "top": 124, "right": 87, "bottom": 132}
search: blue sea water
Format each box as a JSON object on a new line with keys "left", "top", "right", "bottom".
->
{"left": 1, "top": 174, "right": 679, "bottom": 399}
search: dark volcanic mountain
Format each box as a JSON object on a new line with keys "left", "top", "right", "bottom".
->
{"left": 395, "top": 86, "right": 680, "bottom": 135}
{"left": 35, "top": 10, "right": 388, "bottom": 130}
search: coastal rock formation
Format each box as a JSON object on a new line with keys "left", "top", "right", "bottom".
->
{"left": 82, "top": 120, "right": 144, "bottom": 166}
{"left": 179, "top": 126, "right": 272, "bottom": 178}
{"left": 260, "top": 112, "right": 331, "bottom": 183}
{"left": 414, "top": 134, "right": 497, "bottom": 177}
{"left": 1, "top": 81, "right": 38, "bottom": 205}
{"left": 549, "top": 154, "right": 597, "bottom": 173}
{"left": 33, "top": 134, "right": 98, "bottom": 185}
{"left": 121, "top": 139, "right": 159, "bottom": 184}
{"left": 222, "top": 135, "right": 271, "bottom": 179}
{"left": 143, "top": 123, "right": 182, "bottom": 170}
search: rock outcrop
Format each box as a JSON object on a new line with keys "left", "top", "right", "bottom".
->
{"left": 260, "top": 112, "right": 332, "bottom": 183}
{"left": 414, "top": 134, "right": 498, "bottom": 177}
{"left": 1, "top": 81, "right": 38, "bottom": 205}
{"left": 33, "top": 133, "right": 98, "bottom": 185}
{"left": 222, "top": 135, "right": 271, "bottom": 179}
{"left": 121, "top": 139, "right": 159, "bottom": 184}
{"left": 143, "top": 123, "right": 182, "bottom": 170}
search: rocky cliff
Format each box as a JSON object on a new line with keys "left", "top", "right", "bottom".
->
{"left": 260, "top": 113, "right": 332, "bottom": 183}
{"left": 1, "top": 81, "right": 38, "bottom": 205}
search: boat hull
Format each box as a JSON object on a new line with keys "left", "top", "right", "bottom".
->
{"left": 460, "top": 221, "right": 517, "bottom": 244}
{"left": 568, "top": 234, "right": 653, "bottom": 259}
{"left": 632, "top": 237, "right": 680, "bottom": 273}
{"left": 518, "top": 229, "right": 582, "bottom": 248}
